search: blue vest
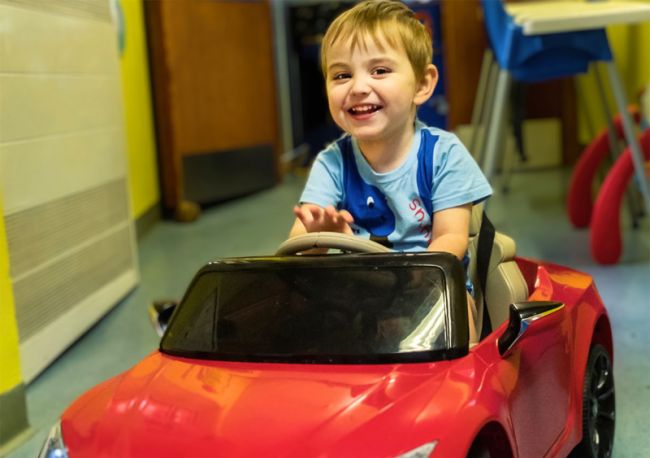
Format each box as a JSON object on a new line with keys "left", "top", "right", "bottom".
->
{"left": 338, "top": 129, "right": 440, "bottom": 239}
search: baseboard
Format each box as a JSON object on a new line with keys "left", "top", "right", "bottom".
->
{"left": 135, "top": 202, "right": 161, "bottom": 239}
{"left": 0, "top": 383, "right": 31, "bottom": 454}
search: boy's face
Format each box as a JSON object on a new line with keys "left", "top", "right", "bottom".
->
{"left": 324, "top": 33, "right": 435, "bottom": 147}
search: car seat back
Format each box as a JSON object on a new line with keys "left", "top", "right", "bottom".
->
{"left": 468, "top": 204, "right": 529, "bottom": 343}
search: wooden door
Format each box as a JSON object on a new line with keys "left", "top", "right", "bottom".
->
{"left": 145, "top": 0, "right": 281, "bottom": 221}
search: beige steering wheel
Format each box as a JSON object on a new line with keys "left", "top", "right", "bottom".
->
{"left": 275, "top": 232, "right": 392, "bottom": 255}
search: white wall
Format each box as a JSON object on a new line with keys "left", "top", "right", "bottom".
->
{"left": 0, "top": 0, "right": 138, "bottom": 382}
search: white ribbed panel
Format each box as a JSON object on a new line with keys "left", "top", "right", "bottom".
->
{"left": 19, "top": 268, "right": 137, "bottom": 383}
{"left": 0, "top": 1, "right": 138, "bottom": 381}
{"left": 13, "top": 223, "right": 133, "bottom": 341}
{"left": 5, "top": 179, "right": 130, "bottom": 278}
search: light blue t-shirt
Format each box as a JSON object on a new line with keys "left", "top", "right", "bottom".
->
{"left": 300, "top": 121, "right": 492, "bottom": 252}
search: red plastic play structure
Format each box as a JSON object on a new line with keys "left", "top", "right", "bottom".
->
{"left": 567, "top": 107, "right": 649, "bottom": 264}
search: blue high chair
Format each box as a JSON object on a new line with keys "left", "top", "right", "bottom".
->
{"left": 472, "top": 0, "right": 650, "bottom": 214}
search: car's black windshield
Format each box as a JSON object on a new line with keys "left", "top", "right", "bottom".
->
{"left": 161, "top": 264, "right": 452, "bottom": 363}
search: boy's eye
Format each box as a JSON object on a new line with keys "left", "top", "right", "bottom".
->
{"left": 372, "top": 67, "right": 391, "bottom": 76}
{"left": 332, "top": 72, "right": 351, "bottom": 81}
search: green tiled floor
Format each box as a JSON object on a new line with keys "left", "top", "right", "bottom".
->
{"left": 8, "top": 169, "right": 650, "bottom": 457}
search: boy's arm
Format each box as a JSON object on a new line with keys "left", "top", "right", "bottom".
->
{"left": 427, "top": 204, "right": 472, "bottom": 260}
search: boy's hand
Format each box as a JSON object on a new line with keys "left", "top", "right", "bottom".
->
{"left": 293, "top": 204, "right": 354, "bottom": 234}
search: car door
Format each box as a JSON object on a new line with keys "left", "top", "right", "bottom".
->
{"left": 485, "top": 305, "right": 572, "bottom": 457}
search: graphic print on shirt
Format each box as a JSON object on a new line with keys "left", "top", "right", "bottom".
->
{"left": 340, "top": 138, "right": 396, "bottom": 248}
{"left": 409, "top": 197, "right": 431, "bottom": 242}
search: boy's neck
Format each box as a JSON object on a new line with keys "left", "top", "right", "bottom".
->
{"left": 356, "top": 122, "right": 417, "bottom": 173}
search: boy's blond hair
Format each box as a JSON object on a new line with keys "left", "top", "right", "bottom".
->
{"left": 320, "top": 0, "right": 433, "bottom": 82}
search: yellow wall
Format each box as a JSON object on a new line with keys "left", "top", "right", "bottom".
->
{"left": 0, "top": 195, "right": 22, "bottom": 393}
{"left": 119, "top": 0, "right": 160, "bottom": 219}
{"left": 576, "top": 2, "right": 650, "bottom": 143}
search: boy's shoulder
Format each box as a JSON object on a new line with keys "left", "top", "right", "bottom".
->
{"left": 309, "top": 133, "right": 350, "bottom": 169}
{"left": 418, "top": 123, "right": 461, "bottom": 144}
{"left": 417, "top": 123, "right": 467, "bottom": 155}
{"left": 317, "top": 132, "right": 351, "bottom": 156}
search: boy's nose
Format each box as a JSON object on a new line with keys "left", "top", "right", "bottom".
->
{"left": 350, "top": 76, "right": 371, "bottom": 96}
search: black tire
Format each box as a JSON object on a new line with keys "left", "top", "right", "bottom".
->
{"left": 571, "top": 344, "right": 616, "bottom": 458}
{"left": 467, "top": 440, "right": 491, "bottom": 458}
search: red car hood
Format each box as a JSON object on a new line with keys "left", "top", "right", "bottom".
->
{"left": 63, "top": 351, "right": 477, "bottom": 457}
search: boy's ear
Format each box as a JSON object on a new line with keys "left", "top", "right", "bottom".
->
{"left": 414, "top": 64, "right": 438, "bottom": 106}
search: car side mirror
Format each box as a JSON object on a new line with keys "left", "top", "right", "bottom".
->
{"left": 148, "top": 300, "right": 178, "bottom": 337}
{"left": 498, "top": 301, "right": 564, "bottom": 357}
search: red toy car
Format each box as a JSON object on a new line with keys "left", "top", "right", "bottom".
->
{"left": 39, "top": 231, "right": 614, "bottom": 458}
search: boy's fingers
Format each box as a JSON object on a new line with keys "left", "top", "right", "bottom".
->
{"left": 309, "top": 206, "right": 325, "bottom": 223}
{"left": 296, "top": 206, "right": 315, "bottom": 225}
{"left": 325, "top": 206, "right": 353, "bottom": 225}
{"left": 295, "top": 205, "right": 354, "bottom": 233}
{"left": 339, "top": 209, "right": 354, "bottom": 224}
{"left": 296, "top": 205, "right": 330, "bottom": 231}
{"left": 306, "top": 207, "right": 323, "bottom": 225}
{"left": 324, "top": 206, "right": 340, "bottom": 223}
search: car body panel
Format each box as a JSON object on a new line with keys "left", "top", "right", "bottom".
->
{"left": 59, "top": 256, "right": 611, "bottom": 458}
{"left": 63, "top": 354, "right": 480, "bottom": 457}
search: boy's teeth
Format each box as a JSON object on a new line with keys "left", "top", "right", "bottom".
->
{"left": 350, "top": 105, "right": 379, "bottom": 113}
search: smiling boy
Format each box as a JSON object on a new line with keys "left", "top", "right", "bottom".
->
{"left": 290, "top": 0, "right": 491, "bottom": 262}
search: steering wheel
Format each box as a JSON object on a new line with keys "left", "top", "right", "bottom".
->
{"left": 275, "top": 232, "right": 392, "bottom": 255}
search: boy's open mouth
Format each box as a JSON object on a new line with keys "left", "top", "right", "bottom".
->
{"left": 348, "top": 104, "right": 382, "bottom": 115}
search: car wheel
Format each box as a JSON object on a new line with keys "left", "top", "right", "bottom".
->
{"left": 467, "top": 440, "right": 491, "bottom": 458}
{"left": 571, "top": 344, "right": 615, "bottom": 458}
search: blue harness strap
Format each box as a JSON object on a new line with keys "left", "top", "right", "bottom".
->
{"left": 415, "top": 129, "right": 439, "bottom": 218}
{"left": 415, "top": 130, "right": 473, "bottom": 294}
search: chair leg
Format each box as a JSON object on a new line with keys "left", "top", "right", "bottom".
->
{"left": 500, "top": 81, "right": 526, "bottom": 194}
{"left": 605, "top": 61, "right": 650, "bottom": 216}
{"left": 482, "top": 69, "right": 512, "bottom": 184}
{"left": 594, "top": 63, "right": 642, "bottom": 227}
{"left": 575, "top": 74, "right": 597, "bottom": 142}
{"left": 500, "top": 134, "right": 517, "bottom": 194}
{"left": 594, "top": 64, "right": 620, "bottom": 160}
{"left": 510, "top": 81, "right": 527, "bottom": 164}
{"left": 474, "top": 56, "right": 500, "bottom": 166}
{"left": 470, "top": 50, "right": 494, "bottom": 156}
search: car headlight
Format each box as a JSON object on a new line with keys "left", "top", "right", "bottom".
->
{"left": 38, "top": 420, "right": 68, "bottom": 458}
{"left": 396, "top": 440, "right": 438, "bottom": 458}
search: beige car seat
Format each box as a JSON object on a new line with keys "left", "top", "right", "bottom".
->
{"left": 467, "top": 204, "right": 529, "bottom": 344}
